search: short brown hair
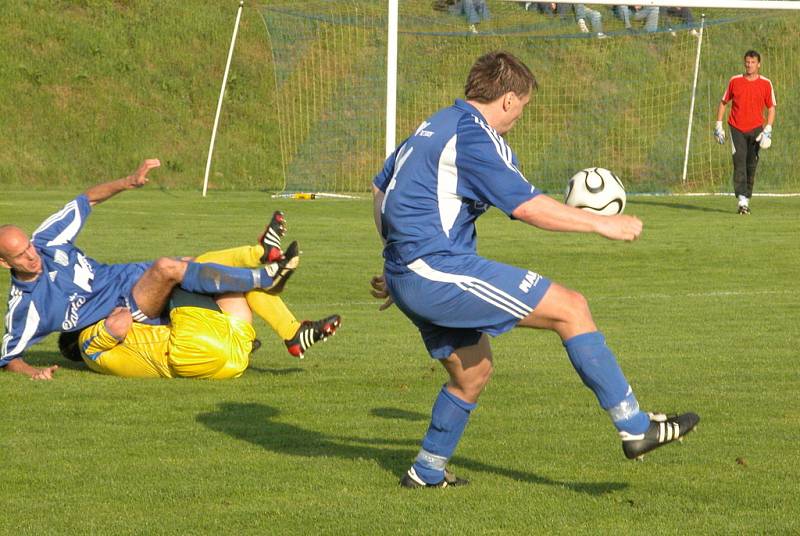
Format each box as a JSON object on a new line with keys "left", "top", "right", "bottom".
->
{"left": 744, "top": 49, "right": 761, "bottom": 62}
{"left": 464, "top": 51, "right": 538, "bottom": 103}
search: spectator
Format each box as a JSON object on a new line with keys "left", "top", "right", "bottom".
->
{"left": 616, "top": 5, "right": 659, "bottom": 33}
{"left": 575, "top": 4, "right": 606, "bottom": 38}
{"left": 462, "top": 0, "right": 490, "bottom": 33}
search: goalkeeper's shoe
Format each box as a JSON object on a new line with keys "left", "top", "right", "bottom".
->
{"left": 621, "top": 412, "right": 700, "bottom": 460}
{"left": 285, "top": 314, "right": 341, "bottom": 358}
{"left": 400, "top": 467, "right": 469, "bottom": 489}
{"left": 737, "top": 205, "right": 751, "bottom": 215}
{"left": 264, "top": 241, "right": 299, "bottom": 295}
{"left": 259, "top": 210, "right": 287, "bottom": 263}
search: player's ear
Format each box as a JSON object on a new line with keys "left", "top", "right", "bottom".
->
{"left": 0, "top": 257, "right": 11, "bottom": 270}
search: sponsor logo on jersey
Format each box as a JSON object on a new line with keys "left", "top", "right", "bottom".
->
{"left": 518, "top": 271, "right": 541, "bottom": 294}
{"left": 54, "top": 249, "right": 69, "bottom": 267}
{"left": 415, "top": 121, "right": 434, "bottom": 138}
{"left": 62, "top": 293, "right": 86, "bottom": 331}
{"left": 48, "top": 271, "right": 58, "bottom": 282}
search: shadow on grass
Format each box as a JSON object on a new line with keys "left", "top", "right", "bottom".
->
{"left": 246, "top": 366, "right": 305, "bottom": 376}
{"left": 627, "top": 198, "right": 731, "bottom": 214}
{"left": 197, "top": 402, "right": 627, "bottom": 496}
{"left": 21, "top": 350, "right": 86, "bottom": 371}
{"left": 370, "top": 407, "right": 428, "bottom": 422}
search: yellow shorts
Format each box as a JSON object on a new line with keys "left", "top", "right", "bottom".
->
{"left": 168, "top": 306, "right": 256, "bottom": 379}
{"left": 79, "top": 321, "right": 172, "bottom": 378}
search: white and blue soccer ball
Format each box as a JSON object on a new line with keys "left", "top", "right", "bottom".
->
{"left": 564, "top": 167, "right": 626, "bottom": 216}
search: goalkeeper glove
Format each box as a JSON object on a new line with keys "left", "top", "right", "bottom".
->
{"left": 756, "top": 125, "right": 772, "bottom": 149}
{"left": 714, "top": 121, "right": 726, "bottom": 144}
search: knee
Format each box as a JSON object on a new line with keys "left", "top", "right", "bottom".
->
{"left": 151, "top": 257, "right": 186, "bottom": 282}
{"left": 562, "top": 289, "right": 593, "bottom": 324}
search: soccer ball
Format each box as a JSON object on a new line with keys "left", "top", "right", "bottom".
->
{"left": 564, "top": 167, "right": 626, "bottom": 215}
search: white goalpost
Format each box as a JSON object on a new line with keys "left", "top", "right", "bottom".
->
{"left": 250, "top": 1, "right": 800, "bottom": 194}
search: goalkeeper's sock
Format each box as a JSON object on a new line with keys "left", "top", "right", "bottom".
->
{"left": 412, "top": 386, "right": 476, "bottom": 485}
{"left": 195, "top": 245, "right": 263, "bottom": 268}
{"left": 245, "top": 290, "right": 301, "bottom": 340}
{"left": 738, "top": 195, "right": 749, "bottom": 207}
{"left": 564, "top": 332, "right": 649, "bottom": 435}
{"left": 181, "top": 262, "right": 274, "bottom": 294}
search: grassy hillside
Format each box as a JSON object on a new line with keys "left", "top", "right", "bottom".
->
{"left": 1, "top": 2, "right": 798, "bottom": 193}
{"left": 0, "top": 1, "right": 282, "bottom": 191}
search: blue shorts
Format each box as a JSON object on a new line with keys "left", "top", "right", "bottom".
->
{"left": 385, "top": 254, "right": 551, "bottom": 359}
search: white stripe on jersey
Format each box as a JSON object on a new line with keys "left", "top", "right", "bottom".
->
{"left": 32, "top": 199, "right": 83, "bottom": 247}
{"left": 2, "top": 296, "right": 41, "bottom": 359}
{"left": 472, "top": 116, "right": 524, "bottom": 177}
{"left": 763, "top": 76, "right": 777, "bottom": 106}
{"left": 2, "top": 287, "right": 23, "bottom": 357}
{"left": 407, "top": 258, "right": 532, "bottom": 320}
{"left": 437, "top": 135, "right": 461, "bottom": 238}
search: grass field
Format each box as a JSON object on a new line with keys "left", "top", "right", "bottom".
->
{"left": 1, "top": 190, "right": 798, "bottom": 534}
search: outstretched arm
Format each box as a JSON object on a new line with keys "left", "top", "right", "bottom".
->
{"left": 4, "top": 357, "right": 59, "bottom": 380}
{"left": 84, "top": 159, "right": 161, "bottom": 206}
{"left": 512, "top": 194, "right": 642, "bottom": 241}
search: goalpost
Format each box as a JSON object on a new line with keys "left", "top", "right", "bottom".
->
{"left": 255, "top": 0, "right": 800, "bottom": 195}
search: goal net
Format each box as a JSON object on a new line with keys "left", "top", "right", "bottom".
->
{"left": 260, "top": 1, "right": 800, "bottom": 194}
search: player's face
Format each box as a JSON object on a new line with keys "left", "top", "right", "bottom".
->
{"left": 0, "top": 230, "right": 42, "bottom": 278}
{"left": 744, "top": 56, "right": 760, "bottom": 76}
{"left": 498, "top": 91, "right": 531, "bottom": 135}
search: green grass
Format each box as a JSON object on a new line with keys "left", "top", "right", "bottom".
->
{"left": 1, "top": 190, "right": 798, "bottom": 534}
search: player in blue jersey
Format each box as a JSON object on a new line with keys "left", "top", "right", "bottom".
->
{"left": 0, "top": 159, "right": 298, "bottom": 380}
{"left": 371, "top": 51, "right": 699, "bottom": 487}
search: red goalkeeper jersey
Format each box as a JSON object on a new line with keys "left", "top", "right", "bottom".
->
{"left": 721, "top": 74, "right": 776, "bottom": 132}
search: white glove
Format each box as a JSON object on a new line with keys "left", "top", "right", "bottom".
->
{"left": 756, "top": 124, "right": 772, "bottom": 149}
{"left": 714, "top": 121, "right": 726, "bottom": 144}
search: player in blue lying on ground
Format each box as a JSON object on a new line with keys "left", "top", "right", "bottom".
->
{"left": 0, "top": 159, "right": 297, "bottom": 380}
{"left": 371, "top": 51, "right": 699, "bottom": 488}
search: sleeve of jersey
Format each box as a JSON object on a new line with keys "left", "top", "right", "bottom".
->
{"left": 1, "top": 299, "right": 43, "bottom": 366}
{"left": 80, "top": 321, "right": 121, "bottom": 361}
{"left": 721, "top": 79, "right": 733, "bottom": 104}
{"left": 455, "top": 118, "right": 540, "bottom": 216}
{"left": 31, "top": 194, "right": 92, "bottom": 248}
{"left": 373, "top": 140, "right": 408, "bottom": 192}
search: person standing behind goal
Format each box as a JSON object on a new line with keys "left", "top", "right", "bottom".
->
{"left": 714, "top": 50, "right": 777, "bottom": 215}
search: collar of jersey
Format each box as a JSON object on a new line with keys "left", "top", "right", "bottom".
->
{"left": 453, "top": 99, "right": 487, "bottom": 123}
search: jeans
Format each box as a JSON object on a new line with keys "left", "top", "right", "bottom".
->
{"left": 462, "top": 0, "right": 490, "bottom": 24}
{"left": 617, "top": 5, "right": 659, "bottom": 32}
{"left": 575, "top": 4, "right": 603, "bottom": 33}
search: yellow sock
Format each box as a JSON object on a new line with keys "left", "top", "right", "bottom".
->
{"left": 195, "top": 245, "right": 263, "bottom": 268}
{"left": 246, "top": 290, "right": 301, "bottom": 341}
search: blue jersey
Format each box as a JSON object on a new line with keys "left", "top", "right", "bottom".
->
{"left": 2, "top": 195, "right": 151, "bottom": 365}
{"left": 374, "top": 99, "right": 540, "bottom": 267}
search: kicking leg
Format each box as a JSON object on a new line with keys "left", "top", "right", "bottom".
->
{"left": 519, "top": 283, "right": 698, "bottom": 458}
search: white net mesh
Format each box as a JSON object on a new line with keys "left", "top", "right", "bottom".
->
{"left": 261, "top": 1, "right": 800, "bottom": 194}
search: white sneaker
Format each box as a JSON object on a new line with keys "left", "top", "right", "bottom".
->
{"left": 689, "top": 28, "right": 699, "bottom": 37}
{"left": 597, "top": 32, "right": 608, "bottom": 39}
{"left": 468, "top": 24, "right": 478, "bottom": 34}
{"left": 577, "top": 18, "right": 589, "bottom": 33}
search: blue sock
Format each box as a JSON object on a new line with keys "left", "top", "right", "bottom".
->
{"left": 412, "top": 385, "right": 476, "bottom": 485}
{"left": 181, "top": 262, "right": 271, "bottom": 294}
{"left": 563, "top": 332, "right": 649, "bottom": 434}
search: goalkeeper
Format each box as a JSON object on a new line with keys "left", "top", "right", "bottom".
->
{"left": 57, "top": 226, "right": 341, "bottom": 379}
{"left": 714, "top": 50, "right": 777, "bottom": 215}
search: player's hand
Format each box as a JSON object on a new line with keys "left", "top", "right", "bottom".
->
{"left": 370, "top": 274, "right": 394, "bottom": 311}
{"left": 756, "top": 125, "right": 772, "bottom": 149}
{"left": 714, "top": 121, "right": 726, "bottom": 144}
{"left": 30, "top": 365, "right": 59, "bottom": 381}
{"left": 598, "top": 214, "right": 642, "bottom": 241}
{"left": 128, "top": 158, "right": 161, "bottom": 188}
